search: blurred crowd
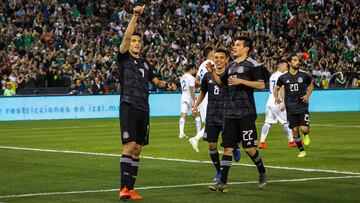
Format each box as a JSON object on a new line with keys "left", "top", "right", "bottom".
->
{"left": 0, "top": 0, "right": 359, "bottom": 96}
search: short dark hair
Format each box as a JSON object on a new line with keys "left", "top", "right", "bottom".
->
{"left": 276, "top": 59, "right": 289, "bottom": 68}
{"left": 185, "top": 64, "right": 196, "bottom": 72}
{"left": 215, "top": 48, "right": 229, "bottom": 57}
{"left": 234, "top": 36, "right": 253, "bottom": 55}
{"left": 203, "top": 47, "right": 213, "bottom": 58}
{"left": 288, "top": 54, "right": 298, "bottom": 62}
{"left": 132, "top": 32, "right": 142, "bottom": 38}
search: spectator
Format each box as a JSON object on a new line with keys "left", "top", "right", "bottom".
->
{"left": 4, "top": 82, "right": 16, "bottom": 96}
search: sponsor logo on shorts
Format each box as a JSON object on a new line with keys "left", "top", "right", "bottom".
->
{"left": 203, "top": 132, "right": 207, "bottom": 139}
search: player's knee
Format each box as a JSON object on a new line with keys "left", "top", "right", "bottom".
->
{"left": 292, "top": 127, "right": 300, "bottom": 137}
{"left": 244, "top": 147, "right": 256, "bottom": 156}
{"left": 223, "top": 147, "right": 233, "bottom": 155}
{"left": 300, "top": 126, "right": 310, "bottom": 134}
{"left": 132, "top": 145, "right": 142, "bottom": 158}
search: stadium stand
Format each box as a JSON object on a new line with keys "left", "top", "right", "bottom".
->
{"left": 0, "top": 0, "right": 359, "bottom": 95}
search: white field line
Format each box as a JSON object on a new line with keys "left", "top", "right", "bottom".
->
{"left": 4, "top": 122, "right": 360, "bottom": 132}
{"left": 1, "top": 146, "right": 359, "bottom": 176}
{"left": 0, "top": 175, "right": 359, "bottom": 199}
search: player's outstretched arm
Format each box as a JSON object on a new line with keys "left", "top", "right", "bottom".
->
{"left": 119, "top": 5, "right": 145, "bottom": 54}
{"left": 228, "top": 78, "right": 265, "bottom": 89}
{"left": 151, "top": 77, "right": 177, "bottom": 91}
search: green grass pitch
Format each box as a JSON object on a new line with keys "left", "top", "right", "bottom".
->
{"left": 0, "top": 112, "right": 359, "bottom": 202}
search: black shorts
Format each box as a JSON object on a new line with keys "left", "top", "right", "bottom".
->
{"left": 222, "top": 115, "right": 258, "bottom": 149}
{"left": 203, "top": 124, "right": 222, "bottom": 143}
{"left": 120, "top": 103, "right": 149, "bottom": 146}
{"left": 287, "top": 112, "right": 310, "bottom": 129}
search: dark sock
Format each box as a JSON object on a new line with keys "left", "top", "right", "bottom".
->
{"left": 209, "top": 149, "right": 220, "bottom": 173}
{"left": 220, "top": 155, "right": 232, "bottom": 184}
{"left": 249, "top": 150, "right": 266, "bottom": 174}
{"left": 128, "top": 158, "right": 139, "bottom": 190}
{"left": 294, "top": 137, "right": 305, "bottom": 151}
{"left": 120, "top": 154, "right": 132, "bottom": 189}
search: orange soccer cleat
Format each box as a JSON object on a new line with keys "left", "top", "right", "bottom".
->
{"left": 258, "top": 142, "right": 268, "bottom": 149}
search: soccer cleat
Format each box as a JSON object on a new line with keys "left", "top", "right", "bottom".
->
{"left": 129, "top": 189, "right": 144, "bottom": 200}
{"left": 189, "top": 137, "right": 199, "bottom": 152}
{"left": 297, "top": 151, "right": 307, "bottom": 158}
{"left": 179, "top": 133, "right": 187, "bottom": 139}
{"left": 119, "top": 186, "right": 131, "bottom": 201}
{"left": 213, "top": 172, "right": 221, "bottom": 182}
{"left": 209, "top": 182, "right": 228, "bottom": 193}
{"left": 258, "top": 172, "right": 267, "bottom": 190}
{"left": 288, "top": 141, "right": 297, "bottom": 148}
{"left": 303, "top": 135, "right": 310, "bottom": 146}
{"left": 233, "top": 148, "right": 241, "bottom": 162}
{"left": 258, "top": 142, "right": 267, "bottom": 149}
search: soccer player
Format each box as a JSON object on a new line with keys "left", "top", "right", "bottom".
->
{"left": 274, "top": 54, "right": 314, "bottom": 158}
{"left": 179, "top": 64, "right": 201, "bottom": 138}
{"left": 118, "top": 5, "right": 176, "bottom": 201}
{"left": 207, "top": 36, "right": 267, "bottom": 192}
{"left": 192, "top": 48, "right": 230, "bottom": 182}
{"left": 259, "top": 60, "right": 296, "bottom": 149}
{"left": 188, "top": 47, "right": 214, "bottom": 144}
{"left": 188, "top": 47, "right": 240, "bottom": 162}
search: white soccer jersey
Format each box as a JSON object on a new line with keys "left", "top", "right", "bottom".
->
{"left": 265, "top": 71, "right": 287, "bottom": 124}
{"left": 180, "top": 73, "right": 195, "bottom": 101}
{"left": 196, "top": 59, "right": 214, "bottom": 122}
{"left": 196, "top": 59, "right": 214, "bottom": 84}
{"left": 267, "top": 71, "right": 284, "bottom": 103}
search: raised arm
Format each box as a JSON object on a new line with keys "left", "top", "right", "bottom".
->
{"left": 119, "top": 5, "right": 145, "bottom": 54}
{"left": 206, "top": 62, "right": 224, "bottom": 86}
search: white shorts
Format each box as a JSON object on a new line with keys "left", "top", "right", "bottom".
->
{"left": 198, "top": 93, "right": 208, "bottom": 122}
{"left": 181, "top": 99, "right": 193, "bottom": 114}
{"left": 264, "top": 102, "right": 287, "bottom": 124}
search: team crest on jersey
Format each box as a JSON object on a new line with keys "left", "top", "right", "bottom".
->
{"left": 236, "top": 66, "right": 245, "bottom": 74}
{"left": 209, "top": 79, "right": 214, "bottom": 84}
{"left": 286, "top": 80, "right": 290, "bottom": 83}
{"left": 143, "top": 62, "right": 149, "bottom": 70}
{"left": 298, "top": 77, "right": 303, "bottom": 83}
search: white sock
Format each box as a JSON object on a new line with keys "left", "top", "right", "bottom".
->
{"left": 283, "top": 123, "right": 294, "bottom": 142}
{"left": 194, "top": 127, "right": 205, "bottom": 141}
{"left": 195, "top": 116, "right": 201, "bottom": 134}
{"left": 260, "top": 123, "right": 271, "bottom": 143}
{"left": 179, "top": 117, "right": 185, "bottom": 135}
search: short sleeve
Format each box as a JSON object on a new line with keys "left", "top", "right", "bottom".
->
{"left": 276, "top": 75, "right": 284, "bottom": 87}
{"left": 189, "top": 75, "right": 195, "bottom": 87}
{"left": 305, "top": 73, "right": 312, "bottom": 86}
{"left": 251, "top": 65, "right": 264, "bottom": 81}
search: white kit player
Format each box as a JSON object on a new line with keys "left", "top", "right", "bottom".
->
{"left": 179, "top": 64, "right": 201, "bottom": 138}
{"left": 259, "top": 60, "right": 296, "bottom": 149}
{"left": 188, "top": 47, "right": 214, "bottom": 145}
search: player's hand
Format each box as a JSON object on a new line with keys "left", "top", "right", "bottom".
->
{"left": 274, "top": 97, "right": 281, "bottom": 105}
{"left": 300, "top": 94, "right": 310, "bottom": 103}
{"left": 133, "top": 5, "right": 145, "bottom": 16}
{"left": 206, "top": 62, "right": 215, "bottom": 73}
{"left": 281, "top": 102, "right": 286, "bottom": 111}
{"left": 192, "top": 107, "right": 198, "bottom": 117}
{"left": 228, "top": 77, "right": 243, "bottom": 86}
